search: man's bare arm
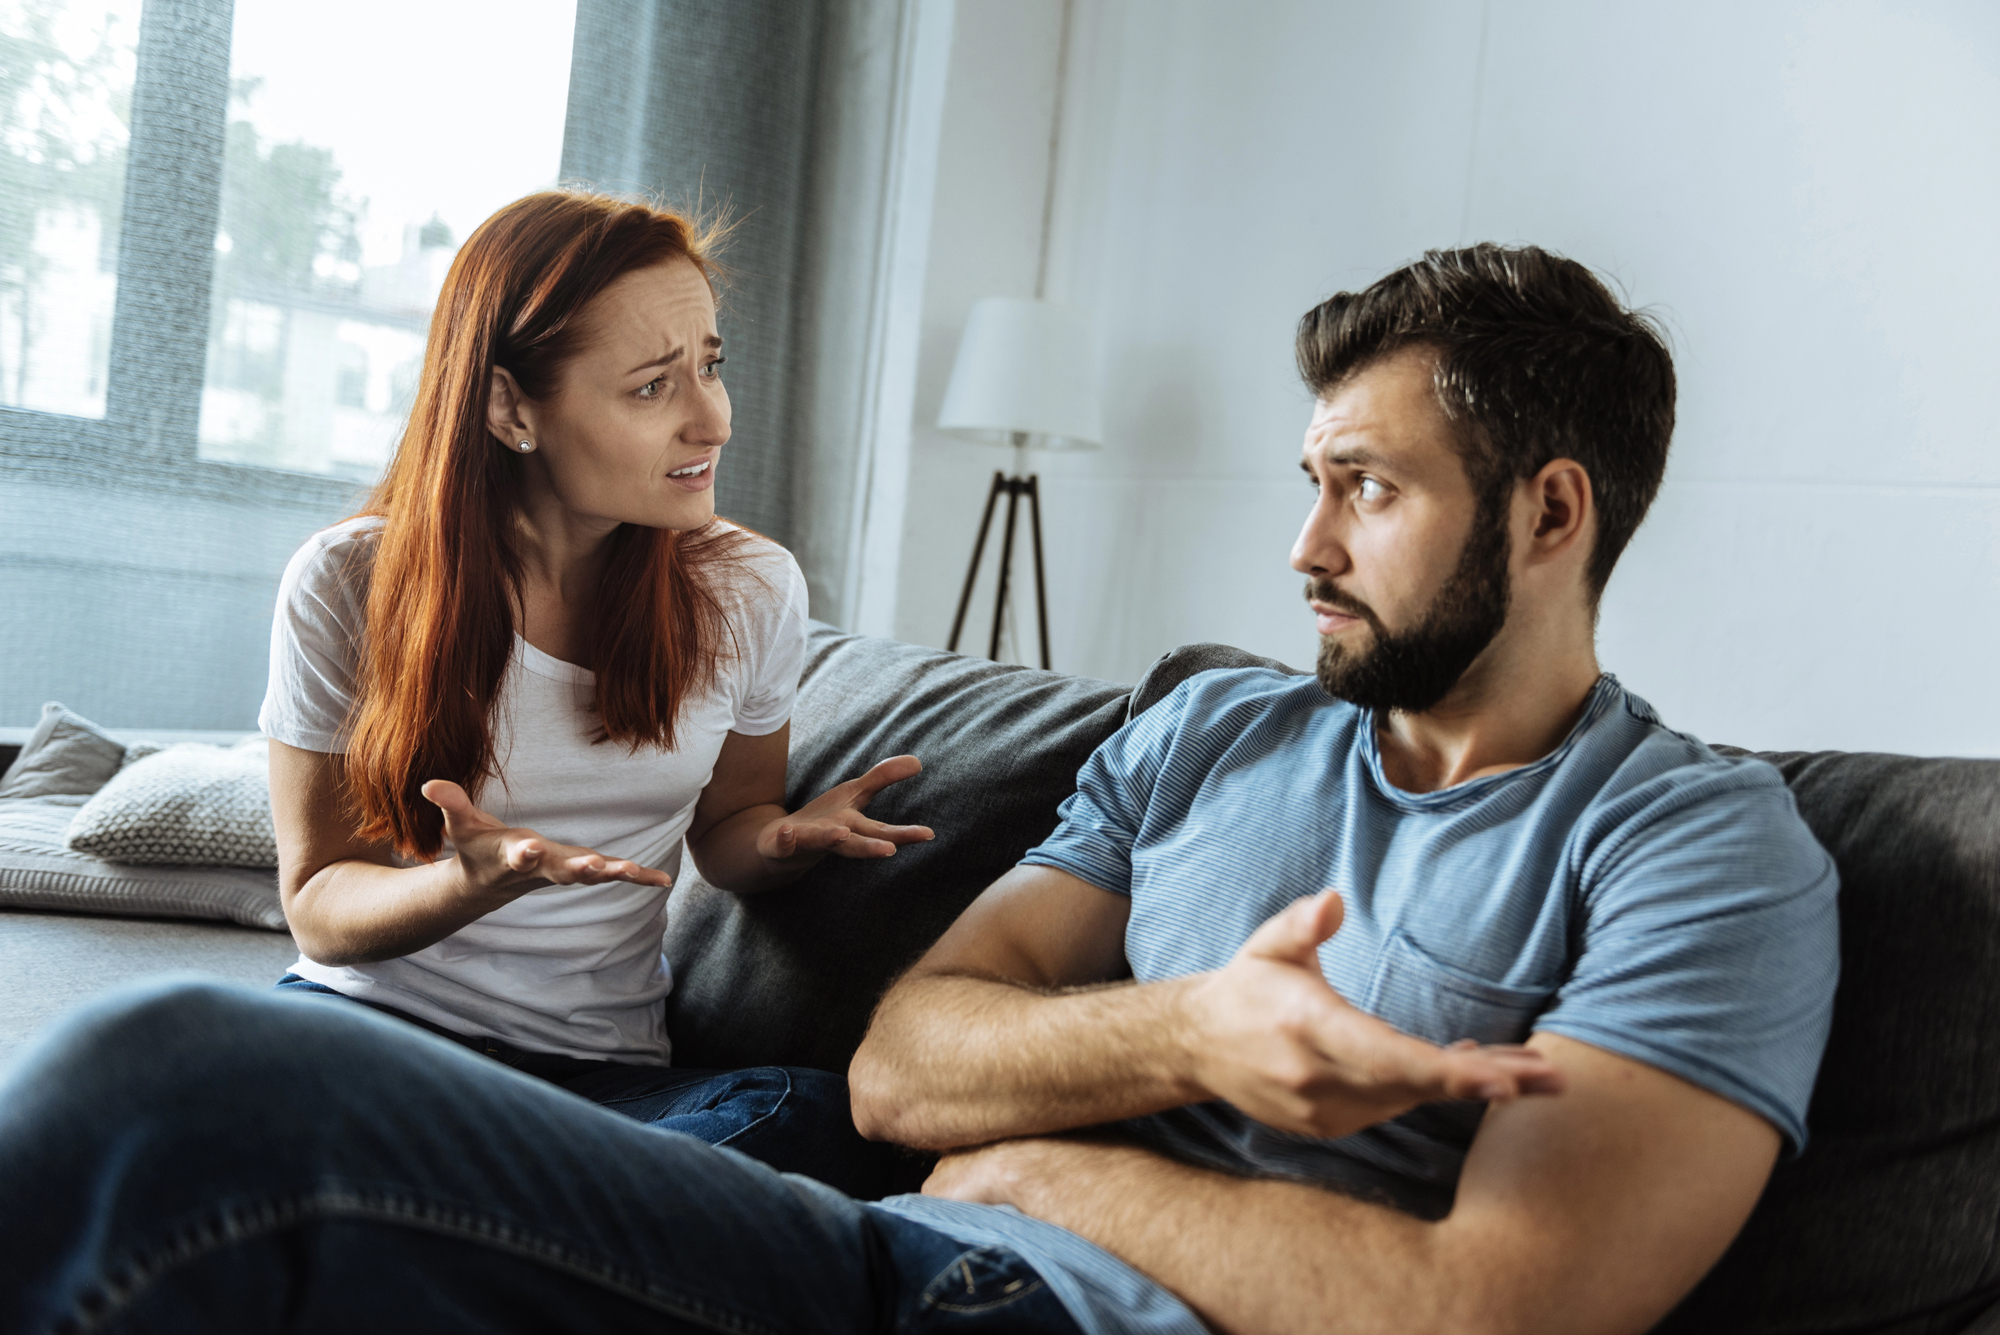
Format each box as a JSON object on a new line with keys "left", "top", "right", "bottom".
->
{"left": 925, "top": 1033, "right": 1781, "bottom": 1335}
{"left": 850, "top": 869, "right": 1562, "bottom": 1150}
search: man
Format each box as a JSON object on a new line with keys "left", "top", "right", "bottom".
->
{"left": 0, "top": 245, "right": 1836, "bottom": 1335}
{"left": 847, "top": 243, "right": 1839, "bottom": 1332}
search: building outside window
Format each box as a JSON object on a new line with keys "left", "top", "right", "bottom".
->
{"left": 0, "top": 0, "right": 142, "bottom": 420}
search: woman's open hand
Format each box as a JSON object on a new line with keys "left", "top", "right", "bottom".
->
{"left": 754, "top": 755, "right": 935, "bottom": 866}
{"left": 421, "top": 779, "right": 673, "bottom": 898}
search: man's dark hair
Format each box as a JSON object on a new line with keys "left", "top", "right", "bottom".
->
{"left": 1295, "top": 243, "right": 1676, "bottom": 600}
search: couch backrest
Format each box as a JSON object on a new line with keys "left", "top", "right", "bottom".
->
{"left": 661, "top": 623, "right": 1130, "bottom": 1072}
{"left": 1657, "top": 748, "right": 2000, "bottom": 1334}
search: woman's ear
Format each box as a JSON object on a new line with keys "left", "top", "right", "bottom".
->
{"left": 486, "top": 366, "right": 534, "bottom": 451}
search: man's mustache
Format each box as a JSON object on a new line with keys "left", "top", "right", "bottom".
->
{"left": 1304, "top": 579, "right": 1383, "bottom": 631}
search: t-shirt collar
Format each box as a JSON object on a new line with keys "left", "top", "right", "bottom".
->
{"left": 1357, "top": 674, "right": 1622, "bottom": 811}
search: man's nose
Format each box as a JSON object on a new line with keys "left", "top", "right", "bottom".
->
{"left": 1290, "top": 504, "right": 1348, "bottom": 577}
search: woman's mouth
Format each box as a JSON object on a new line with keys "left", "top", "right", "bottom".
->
{"left": 667, "top": 458, "right": 714, "bottom": 491}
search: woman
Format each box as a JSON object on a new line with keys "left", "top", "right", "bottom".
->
{"left": 260, "top": 190, "right": 928, "bottom": 1192}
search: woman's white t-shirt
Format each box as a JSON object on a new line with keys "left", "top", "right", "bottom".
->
{"left": 258, "top": 516, "right": 809, "bottom": 1064}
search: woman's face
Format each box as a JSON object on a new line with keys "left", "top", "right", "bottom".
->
{"left": 495, "top": 257, "right": 730, "bottom": 533}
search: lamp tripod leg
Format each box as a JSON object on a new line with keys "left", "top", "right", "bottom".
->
{"left": 1027, "top": 475, "right": 1051, "bottom": 670}
{"left": 990, "top": 477, "right": 1023, "bottom": 661}
{"left": 948, "top": 472, "right": 1006, "bottom": 653}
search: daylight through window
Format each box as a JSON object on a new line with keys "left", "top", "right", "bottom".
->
{"left": 198, "top": 0, "right": 577, "bottom": 480}
{"left": 0, "top": 0, "right": 141, "bottom": 420}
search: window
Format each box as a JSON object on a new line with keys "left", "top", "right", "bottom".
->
{"left": 0, "top": 0, "right": 581, "bottom": 730}
{"left": 198, "top": 0, "right": 576, "bottom": 479}
{"left": 0, "top": 0, "right": 143, "bottom": 419}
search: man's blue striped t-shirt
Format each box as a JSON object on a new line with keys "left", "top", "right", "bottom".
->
{"left": 876, "top": 667, "right": 1839, "bottom": 1334}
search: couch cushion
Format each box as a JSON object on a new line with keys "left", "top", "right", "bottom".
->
{"left": 0, "top": 794, "right": 288, "bottom": 930}
{"left": 1127, "top": 641, "right": 1306, "bottom": 720}
{"left": 1658, "top": 750, "right": 2000, "bottom": 1334}
{"left": 661, "top": 623, "right": 1131, "bottom": 1073}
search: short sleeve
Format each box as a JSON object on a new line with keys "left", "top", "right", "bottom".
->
{"left": 257, "top": 521, "right": 376, "bottom": 754}
{"left": 1019, "top": 678, "right": 1198, "bottom": 896}
{"left": 729, "top": 545, "right": 810, "bottom": 737}
{"left": 1535, "top": 765, "right": 1841, "bottom": 1152}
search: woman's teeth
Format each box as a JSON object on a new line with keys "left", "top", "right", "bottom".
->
{"left": 669, "top": 460, "right": 710, "bottom": 477}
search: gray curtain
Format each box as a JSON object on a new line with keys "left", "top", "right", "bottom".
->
{"left": 561, "top": 0, "right": 828, "bottom": 545}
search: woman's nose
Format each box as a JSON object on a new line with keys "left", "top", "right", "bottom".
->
{"left": 686, "top": 382, "right": 731, "bottom": 448}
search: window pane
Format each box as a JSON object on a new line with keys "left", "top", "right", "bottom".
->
{"left": 0, "top": 0, "right": 141, "bottom": 419}
{"left": 198, "top": 0, "right": 577, "bottom": 479}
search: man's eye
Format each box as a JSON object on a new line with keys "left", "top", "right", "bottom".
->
{"left": 1357, "top": 477, "right": 1387, "bottom": 502}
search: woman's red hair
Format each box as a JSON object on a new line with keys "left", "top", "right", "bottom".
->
{"left": 343, "top": 190, "right": 747, "bottom": 859}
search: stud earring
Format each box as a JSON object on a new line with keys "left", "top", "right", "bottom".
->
{"left": 518, "top": 439, "right": 535, "bottom": 453}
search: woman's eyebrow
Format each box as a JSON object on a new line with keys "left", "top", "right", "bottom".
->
{"left": 624, "top": 335, "right": 722, "bottom": 377}
{"left": 625, "top": 347, "right": 684, "bottom": 377}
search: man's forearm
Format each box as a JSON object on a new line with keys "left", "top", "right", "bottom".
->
{"left": 937, "top": 1138, "right": 1480, "bottom": 1335}
{"left": 848, "top": 973, "right": 1206, "bottom": 1149}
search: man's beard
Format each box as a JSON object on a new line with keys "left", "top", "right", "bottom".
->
{"left": 1309, "top": 491, "right": 1512, "bottom": 714}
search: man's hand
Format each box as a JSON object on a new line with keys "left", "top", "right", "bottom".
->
{"left": 921, "top": 1136, "right": 1128, "bottom": 1211}
{"left": 753, "top": 754, "right": 934, "bottom": 864}
{"left": 1181, "top": 890, "right": 1564, "bottom": 1139}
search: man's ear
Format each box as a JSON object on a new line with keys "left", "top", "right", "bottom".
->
{"left": 1523, "top": 458, "right": 1593, "bottom": 564}
{"left": 486, "top": 366, "right": 534, "bottom": 451}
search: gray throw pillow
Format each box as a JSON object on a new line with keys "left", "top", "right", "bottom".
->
{"left": 661, "top": 622, "right": 1133, "bottom": 1074}
{"left": 65, "top": 738, "right": 278, "bottom": 868}
{"left": 0, "top": 702, "right": 132, "bottom": 799}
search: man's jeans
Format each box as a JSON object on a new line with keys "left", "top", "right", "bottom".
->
{"left": 0, "top": 978, "right": 1084, "bottom": 1334}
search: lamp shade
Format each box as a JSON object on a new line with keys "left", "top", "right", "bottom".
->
{"left": 937, "top": 297, "right": 1102, "bottom": 450}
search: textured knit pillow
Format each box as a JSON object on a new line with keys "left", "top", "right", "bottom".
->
{"left": 65, "top": 738, "right": 278, "bottom": 868}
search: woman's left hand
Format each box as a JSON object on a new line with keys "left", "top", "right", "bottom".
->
{"left": 755, "top": 755, "right": 934, "bottom": 865}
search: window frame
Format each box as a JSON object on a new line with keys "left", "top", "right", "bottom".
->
{"left": 0, "top": 0, "right": 365, "bottom": 509}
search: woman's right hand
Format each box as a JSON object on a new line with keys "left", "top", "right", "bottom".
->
{"left": 421, "top": 779, "right": 673, "bottom": 898}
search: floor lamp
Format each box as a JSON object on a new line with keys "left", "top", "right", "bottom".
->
{"left": 936, "top": 298, "right": 1102, "bottom": 668}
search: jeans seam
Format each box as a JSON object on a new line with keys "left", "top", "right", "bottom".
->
{"left": 53, "top": 1188, "right": 783, "bottom": 1335}
{"left": 709, "top": 1068, "right": 789, "bottom": 1150}
{"left": 921, "top": 1277, "right": 1048, "bottom": 1314}
{"left": 915, "top": 1248, "right": 1052, "bottom": 1316}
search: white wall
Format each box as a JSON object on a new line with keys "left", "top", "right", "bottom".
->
{"left": 884, "top": 0, "right": 2000, "bottom": 756}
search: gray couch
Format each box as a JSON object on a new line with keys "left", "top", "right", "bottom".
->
{"left": 6, "top": 623, "right": 1997, "bottom": 1332}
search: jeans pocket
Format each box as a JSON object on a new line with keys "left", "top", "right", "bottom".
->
{"left": 910, "top": 1246, "right": 1068, "bottom": 1331}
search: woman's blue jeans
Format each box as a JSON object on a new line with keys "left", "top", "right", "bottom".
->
{"left": 0, "top": 978, "right": 1083, "bottom": 1334}
{"left": 270, "top": 972, "right": 921, "bottom": 1202}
